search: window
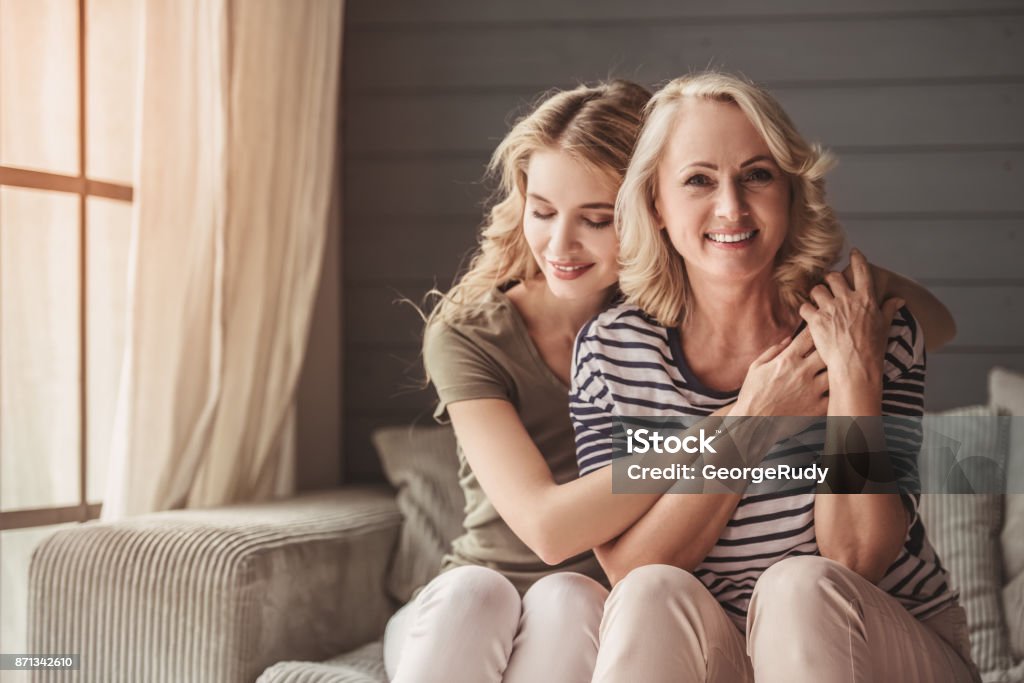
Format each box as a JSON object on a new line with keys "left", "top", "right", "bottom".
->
{"left": 1, "top": 0, "right": 140, "bottom": 657}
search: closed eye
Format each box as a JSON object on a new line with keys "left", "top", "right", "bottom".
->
{"left": 583, "top": 217, "right": 613, "bottom": 229}
{"left": 531, "top": 210, "right": 556, "bottom": 220}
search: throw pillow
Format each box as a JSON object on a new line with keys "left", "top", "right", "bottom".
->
{"left": 920, "top": 404, "right": 1013, "bottom": 676}
{"left": 373, "top": 424, "right": 464, "bottom": 604}
{"left": 989, "top": 366, "right": 1024, "bottom": 662}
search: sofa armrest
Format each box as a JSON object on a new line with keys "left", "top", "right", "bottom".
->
{"left": 28, "top": 486, "right": 401, "bottom": 683}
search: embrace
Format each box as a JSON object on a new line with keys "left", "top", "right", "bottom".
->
{"left": 383, "top": 72, "right": 980, "bottom": 683}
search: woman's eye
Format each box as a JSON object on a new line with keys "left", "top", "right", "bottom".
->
{"left": 531, "top": 210, "right": 555, "bottom": 220}
{"left": 582, "top": 217, "right": 613, "bottom": 229}
{"left": 744, "top": 168, "right": 773, "bottom": 183}
{"left": 685, "top": 174, "right": 713, "bottom": 187}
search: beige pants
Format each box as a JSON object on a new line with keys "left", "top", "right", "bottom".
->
{"left": 593, "top": 557, "right": 980, "bottom": 683}
{"left": 384, "top": 558, "right": 979, "bottom": 683}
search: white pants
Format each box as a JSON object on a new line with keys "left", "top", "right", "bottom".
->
{"left": 383, "top": 558, "right": 979, "bottom": 683}
{"left": 383, "top": 565, "right": 607, "bottom": 683}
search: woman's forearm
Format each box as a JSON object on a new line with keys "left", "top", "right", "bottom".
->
{"left": 814, "top": 380, "right": 907, "bottom": 582}
{"left": 449, "top": 398, "right": 667, "bottom": 565}
{"left": 592, "top": 415, "right": 786, "bottom": 584}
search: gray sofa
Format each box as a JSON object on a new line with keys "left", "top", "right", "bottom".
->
{"left": 28, "top": 368, "right": 1024, "bottom": 682}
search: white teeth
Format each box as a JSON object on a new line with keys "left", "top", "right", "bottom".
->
{"left": 552, "top": 264, "right": 589, "bottom": 271}
{"left": 707, "top": 231, "right": 757, "bottom": 243}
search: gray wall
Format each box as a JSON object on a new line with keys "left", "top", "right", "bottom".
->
{"left": 339, "top": 0, "right": 1024, "bottom": 481}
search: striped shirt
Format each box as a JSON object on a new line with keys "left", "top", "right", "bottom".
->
{"left": 570, "top": 303, "right": 956, "bottom": 626}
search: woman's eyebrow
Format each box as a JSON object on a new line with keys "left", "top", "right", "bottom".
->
{"left": 678, "top": 154, "right": 775, "bottom": 175}
{"left": 740, "top": 155, "right": 773, "bottom": 167}
{"left": 579, "top": 202, "right": 615, "bottom": 210}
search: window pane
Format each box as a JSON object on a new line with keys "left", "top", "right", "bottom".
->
{"left": 86, "top": 196, "right": 131, "bottom": 502}
{"left": 86, "top": 0, "right": 140, "bottom": 184}
{"left": 0, "top": 523, "right": 74, "bottom": 670}
{"left": 0, "top": 0, "right": 80, "bottom": 175}
{"left": 1, "top": 187, "right": 80, "bottom": 511}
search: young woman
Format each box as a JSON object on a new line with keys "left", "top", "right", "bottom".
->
{"left": 385, "top": 80, "right": 959, "bottom": 683}
{"left": 570, "top": 72, "right": 979, "bottom": 682}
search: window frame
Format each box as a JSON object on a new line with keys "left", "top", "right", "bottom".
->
{"left": 0, "top": 0, "right": 133, "bottom": 531}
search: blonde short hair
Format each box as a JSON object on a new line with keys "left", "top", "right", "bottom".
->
{"left": 616, "top": 71, "right": 844, "bottom": 326}
{"left": 430, "top": 80, "right": 651, "bottom": 323}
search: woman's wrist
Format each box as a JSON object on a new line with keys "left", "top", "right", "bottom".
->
{"left": 827, "top": 375, "right": 883, "bottom": 416}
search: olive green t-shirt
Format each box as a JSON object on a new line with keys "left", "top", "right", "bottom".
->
{"left": 423, "top": 289, "right": 607, "bottom": 594}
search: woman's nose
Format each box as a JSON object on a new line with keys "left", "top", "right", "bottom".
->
{"left": 715, "top": 181, "right": 748, "bottom": 222}
{"left": 548, "top": 218, "right": 578, "bottom": 254}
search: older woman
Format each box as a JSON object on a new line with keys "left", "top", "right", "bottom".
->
{"left": 570, "top": 72, "right": 979, "bottom": 682}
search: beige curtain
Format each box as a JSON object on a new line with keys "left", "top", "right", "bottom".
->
{"left": 102, "top": 0, "right": 343, "bottom": 519}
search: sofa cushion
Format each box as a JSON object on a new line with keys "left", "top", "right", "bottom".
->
{"left": 920, "top": 404, "right": 1014, "bottom": 676}
{"left": 258, "top": 640, "right": 388, "bottom": 683}
{"left": 990, "top": 367, "right": 1024, "bottom": 582}
{"left": 373, "top": 425, "right": 465, "bottom": 604}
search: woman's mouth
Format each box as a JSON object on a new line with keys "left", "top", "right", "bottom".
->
{"left": 548, "top": 261, "right": 595, "bottom": 280}
{"left": 705, "top": 230, "right": 759, "bottom": 248}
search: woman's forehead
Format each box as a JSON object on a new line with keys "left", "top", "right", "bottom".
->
{"left": 663, "top": 100, "right": 772, "bottom": 167}
{"left": 526, "top": 148, "right": 618, "bottom": 204}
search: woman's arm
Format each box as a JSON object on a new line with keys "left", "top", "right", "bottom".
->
{"left": 447, "top": 398, "right": 664, "bottom": 565}
{"left": 589, "top": 332, "right": 829, "bottom": 584}
{"left": 803, "top": 251, "right": 913, "bottom": 582}
{"left": 842, "top": 250, "right": 956, "bottom": 350}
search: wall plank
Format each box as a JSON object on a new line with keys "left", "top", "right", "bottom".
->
{"left": 347, "top": 17, "right": 1024, "bottom": 91}
{"left": 348, "top": 83, "right": 1024, "bottom": 155}
{"left": 342, "top": 4, "right": 1024, "bottom": 478}
{"left": 344, "top": 282, "right": 1024, "bottom": 349}
{"left": 349, "top": 1, "right": 1024, "bottom": 26}
{"left": 843, "top": 218, "right": 1023, "bottom": 281}
{"left": 926, "top": 352, "right": 1024, "bottom": 410}
{"left": 346, "top": 151, "right": 1024, "bottom": 217}
{"left": 343, "top": 218, "right": 1022, "bottom": 284}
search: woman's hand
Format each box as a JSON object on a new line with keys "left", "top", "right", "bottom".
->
{"left": 799, "top": 250, "right": 903, "bottom": 415}
{"left": 840, "top": 252, "right": 956, "bottom": 351}
{"left": 800, "top": 250, "right": 903, "bottom": 388}
{"left": 733, "top": 327, "right": 828, "bottom": 418}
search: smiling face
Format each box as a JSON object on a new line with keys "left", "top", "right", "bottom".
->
{"left": 654, "top": 99, "right": 791, "bottom": 287}
{"left": 522, "top": 148, "right": 620, "bottom": 300}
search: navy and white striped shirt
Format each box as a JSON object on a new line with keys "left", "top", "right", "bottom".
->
{"left": 570, "top": 303, "right": 956, "bottom": 626}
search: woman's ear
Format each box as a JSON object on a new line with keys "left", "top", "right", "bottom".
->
{"left": 652, "top": 195, "right": 666, "bottom": 231}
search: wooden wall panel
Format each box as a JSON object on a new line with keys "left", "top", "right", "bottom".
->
{"left": 347, "top": 151, "right": 1024, "bottom": 217}
{"left": 341, "top": 3, "right": 1024, "bottom": 480}
{"left": 348, "top": 17, "right": 1024, "bottom": 91}
{"left": 349, "top": 1, "right": 1024, "bottom": 25}
{"left": 349, "top": 83, "right": 1024, "bottom": 155}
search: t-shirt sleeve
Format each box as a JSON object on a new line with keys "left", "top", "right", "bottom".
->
{"left": 569, "top": 321, "right": 617, "bottom": 476}
{"left": 880, "top": 307, "right": 927, "bottom": 527}
{"left": 423, "top": 317, "right": 511, "bottom": 423}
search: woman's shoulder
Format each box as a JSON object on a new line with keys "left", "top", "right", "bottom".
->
{"left": 578, "top": 301, "right": 666, "bottom": 347}
{"left": 425, "top": 289, "right": 516, "bottom": 340}
{"left": 424, "top": 289, "right": 520, "bottom": 367}
{"left": 883, "top": 306, "right": 925, "bottom": 381}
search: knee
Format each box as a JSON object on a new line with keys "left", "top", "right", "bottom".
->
{"left": 609, "top": 564, "right": 705, "bottom": 607}
{"left": 749, "top": 556, "right": 852, "bottom": 633}
{"left": 523, "top": 572, "right": 607, "bottom": 615}
{"left": 422, "top": 565, "right": 521, "bottom": 620}
{"left": 753, "top": 556, "right": 846, "bottom": 607}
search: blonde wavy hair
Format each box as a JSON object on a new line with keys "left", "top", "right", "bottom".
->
{"left": 429, "top": 80, "right": 651, "bottom": 324}
{"left": 616, "top": 71, "right": 844, "bottom": 326}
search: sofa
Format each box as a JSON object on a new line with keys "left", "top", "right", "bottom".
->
{"left": 28, "top": 368, "right": 1024, "bottom": 682}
